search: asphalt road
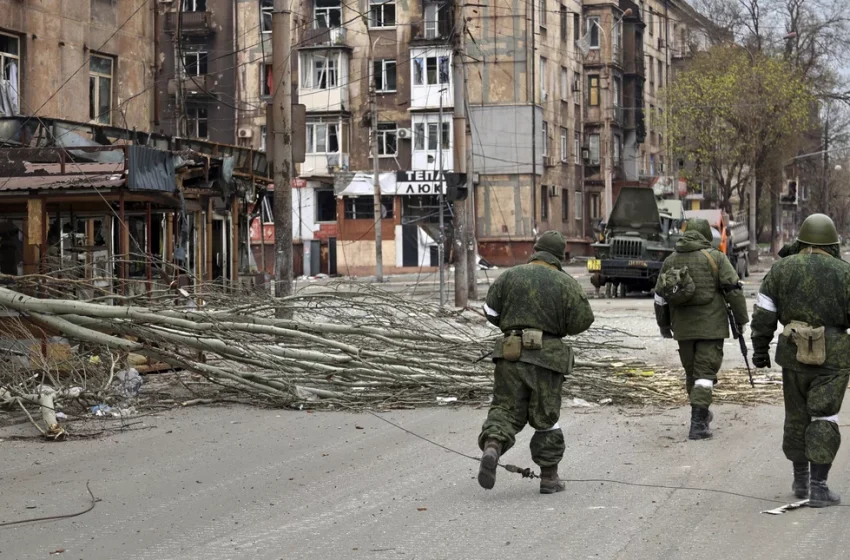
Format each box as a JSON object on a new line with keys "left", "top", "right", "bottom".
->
{"left": 3, "top": 404, "right": 850, "bottom": 560}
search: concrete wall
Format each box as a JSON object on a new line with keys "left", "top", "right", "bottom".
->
{"left": 0, "top": 0, "right": 154, "bottom": 129}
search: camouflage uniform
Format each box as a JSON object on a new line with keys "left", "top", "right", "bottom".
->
{"left": 478, "top": 231, "right": 594, "bottom": 493}
{"left": 751, "top": 214, "right": 850, "bottom": 506}
{"left": 654, "top": 219, "right": 749, "bottom": 439}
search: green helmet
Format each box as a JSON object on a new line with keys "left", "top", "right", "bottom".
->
{"left": 797, "top": 213, "right": 840, "bottom": 246}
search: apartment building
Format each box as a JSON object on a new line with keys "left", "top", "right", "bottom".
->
{"left": 151, "top": 0, "right": 713, "bottom": 274}
{"left": 0, "top": 0, "right": 154, "bottom": 128}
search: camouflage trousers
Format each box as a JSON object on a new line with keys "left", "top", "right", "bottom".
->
{"left": 782, "top": 368, "right": 850, "bottom": 465}
{"left": 677, "top": 339, "right": 724, "bottom": 408}
{"left": 478, "top": 360, "right": 565, "bottom": 468}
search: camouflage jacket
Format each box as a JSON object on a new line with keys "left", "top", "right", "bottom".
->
{"left": 654, "top": 231, "right": 749, "bottom": 340}
{"left": 485, "top": 251, "right": 595, "bottom": 374}
{"left": 751, "top": 246, "right": 850, "bottom": 371}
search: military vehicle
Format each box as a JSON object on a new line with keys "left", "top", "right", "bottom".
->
{"left": 588, "top": 187, "right": 683, "bottom": 297}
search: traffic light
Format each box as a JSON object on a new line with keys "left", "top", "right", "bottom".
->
{"left": 445, "top": 173, "right": 468, "bottom": 201}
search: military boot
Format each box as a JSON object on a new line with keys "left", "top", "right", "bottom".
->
{"left": 809, "top": 463, "right": 841, "bottom": 507}
{"left": 478, "top": 439, "right": 501, "bottom": 490}
{"left": 539, "top": 465, "right": 566, "bottom": 494}
{"left": 688, "top": 406, "right": 712, "bottom": 440}
{"left": 792, "top": 462, "right": 810, "bottom": 499}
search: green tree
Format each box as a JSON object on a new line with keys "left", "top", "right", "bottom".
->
{"left": 663, "top": 45, "right": 814, "bottom": 215}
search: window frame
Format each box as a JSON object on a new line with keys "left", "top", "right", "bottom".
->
{"left": 539, "top": 0, "right": 547, "bottom": 28}
{"left": 344, "top": 196, "right": 394, "bottom": 220}
{"left": 182, "top": 51, "right": 209, "bottom": 77}
{"left": 560, "top": 67, "right": 568, "bottom": 101}
{"left": 306, "top": 121, "right": 341, "bottom": 154}
{"left": 542, "top": 121, "right": 549, "bottom": 156}
{"left": 262, "top": 64, "right": 273, "bottom": 96}
{"left": 0, "top": 32, "right": 21, "bottom": 100}
{"left": 560, "top": 5, "right": 567, "bottom": 42}
{"left": 260, "top": 125, "right": 267, "bottom": 152}
{"left": 587, "top": 16, "right": 600, "bottom": 49}
{"left": 590, "top": 193, "right": 601, "bottom": 220}
{"left": 373, "top": 59, "right": 397, "bottom": 93}
{"left": 369, "top": 0, "right": 397, "bottom": 29}
{"left": 376, "top": 122, "right": 398, "bottom": 157}
{"left": 573, "top": 13, "right": 580, "bottom": 42}
{"left": 89, "top": 54, "right": 114, "bottom": 125}
{"left": 561, "top": 188, "right": 569, "bottom": 220}
{"left": 575, "top": 191, "right": 583, "bottom": 220}
{"left": 315, "top": 188, "right": 338, "bottom": 223}
{"left": 187, "top": 106, "right": 208, "bottom": 139}
{"left": 560, "top": 127, "right": 568, "bottom": 163}
{"left": 261, "top": 0, "right": 273, "bottom": 34}
{"left": 412, "top": 54, "right": 450, "bottom": 86}
{"left": 183, "top": 0, "right": 207, "bottom": 11}
{"left": 588, "top": 74, "right": 599, "bottom": 107}
{"left": 314, "top": 0, "right": 342, "bottom": 29}
{"left": 301, "top": 53, "right": 339, "bottom": 90}
{"left": 539, "top": 57, "right": 548, "bottom": 98}
{"left": 574, "top": 131, "right": 580, "bottom": 164}
{"left": 540, "top": 185, "right": 549, "bottom": 221}
{"left": 413, "top": 114, "right": 451, "bottom": 152}
{"left": 587, "top": 133, "right": 600, "bottom": 164}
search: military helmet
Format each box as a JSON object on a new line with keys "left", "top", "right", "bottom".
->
{"left": 797, "top": 213, "right": 840, "bottom": 246}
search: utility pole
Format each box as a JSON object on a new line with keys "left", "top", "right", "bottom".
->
{"left": 369, "top": 37, "right": 383, "bottom": 281}
{"left": 272, "top": 0, "right": 294, "bottom": 308}
{"left": 749, "top": 171, "right": 757, "bottom": 262}
{"left": 438, "top": 93, "right": 446, "bottom": 308}
{"left": 173, "top": 7, "right": 185, "bottom": 137}
{"left": 452, "top": 1, "right": 468, "bottom": 308}
{"left": 823, "top": 107, "right": 830, "bottom": 215}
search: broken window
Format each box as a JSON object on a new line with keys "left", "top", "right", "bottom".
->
{"left": 302, "top": 54, "right": 338, "bottom": 89}
{"left": 183, "top": 0, "right": 207, "bottom": 11}
{"left": 261, "top": 0, "right": 273, "bottom": 33}
{"left": 306, "top": 122, "right": 340, "bottom": 153}
{"left": 315, "top": 0, "right": 342, "bottom": 28}
{"left": 377, "top": 123, "right": 398, "bottom": 156}
{"left": 188, "top": 107, "right": 208, "bottom": 138}
{"left": 0, "top": 32, "right": 20, "bottom": 115}
{"left": 182, "top": 51, "right": 208, "bottom": 76}
{"left": 373, "top": 59, "right": 397, "bottom": 92}
{"left": 424, "top": 2, "right": 448, "bottom": 39}
{"left": 369, "top": 0, "right": 396, "bottom": 28}
{"left": 587, "top": 134, "right": 600, "bottom": 164}
{"left": 344, "top": 196, "right": 394, "bottom": 219}
{"left": 414, "top": 115, "right": 450, "bottom": 151}
{"left": 587, "top": 16, "right": 600, "bottom": 48}
{"left": 263, "top": 64, "right": 273, "bottom": 96}
{"left": 316, "top": 189, "right": 337, "bottom": 222}
{"left": 89, "top": 54, "right": 113, "bottom": 125}
{"left": 414, "top": 55, "right": 450, "bottom": 86}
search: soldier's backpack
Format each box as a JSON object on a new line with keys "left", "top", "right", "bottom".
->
{"left": 657, "top": 249, "right": 719, "bottom": 306}
{"left": 656, "top": 265, "right": 697, "bottom": 305}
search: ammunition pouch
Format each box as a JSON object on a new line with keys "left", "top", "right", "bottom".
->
{"left": 521, "top": 328, "right": 544, "bottom": 350}
{"left": 783, "top": 321, "right": 827, "bottom": 366}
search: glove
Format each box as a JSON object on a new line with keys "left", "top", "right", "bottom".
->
{"left": 660, "top": 327, "right": 673, "bottom": 339}
{"left": 753, "top": 352, "right": 771, "bottom": 369}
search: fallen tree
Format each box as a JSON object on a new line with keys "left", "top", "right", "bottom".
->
{"left": 0, "top": 277, "right": 782, "bottom": 437}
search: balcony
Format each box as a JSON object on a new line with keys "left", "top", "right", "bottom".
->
{"left": 299, "top": 152, "right": 350, "bottom": 177}
{"left": 624, "top": 55, "right": 645, "bottom": 76}
{"left": 164, "top": 11, "right": 213, "bottom": 36}
{"left": 411, "top": 2, "right": 454, "bottom": 44}
{"left": 299, "top": 52, "right": 350, "bottom": 112}
{"left": 299, "top": 26, "right": 350, "bottom": 49}
{"left": 671, "top": 43, "right": 694, "bottom": 59}
{"left": 167, "top": 74, "right": 218, "bottom": 98}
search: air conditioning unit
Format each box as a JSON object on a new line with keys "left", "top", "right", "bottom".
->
{"left": 544, "top": 155, "right": 556, "bottom": 167}
{"left": 581, "top": 148, "right": 590, "bottom": 161}
{"left": 397, "top": 128, "right": 412, "bottom": 139}
{"left": 238, "top": 127, "right": 253, "bottom": 139}
{"left": 548, "top": 185, "right": 559, "bottom": 197}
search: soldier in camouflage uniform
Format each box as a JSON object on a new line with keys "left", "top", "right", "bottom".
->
{"left": 751, "top": 214, "right": 850, "bottom": 507}
{"left": 478, "top": 231, "right": 595, "bottom": 494}
{"left": 654, "top": 219, "right": 749, "bottom": 439}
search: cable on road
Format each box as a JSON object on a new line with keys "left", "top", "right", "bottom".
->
{"left": 0, "top": 482, "right": 99, "bottom": 528}
{"left": 365, "top": 411, "right": 850, "bottom": 507}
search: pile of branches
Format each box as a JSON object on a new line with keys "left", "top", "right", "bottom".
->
{"left": 0, "top": 274, "right": 783, "bottom": 432}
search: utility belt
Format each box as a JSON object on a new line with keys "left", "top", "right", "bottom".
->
{"left": 502, "top": 328, "right": 560, "bottom": 361}
{"left": 782, "top": 321, "right": 847, "bottom": 366}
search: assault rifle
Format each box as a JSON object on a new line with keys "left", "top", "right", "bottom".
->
{"left": 726, "top": 304, "right": 754, "bottom": 388}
